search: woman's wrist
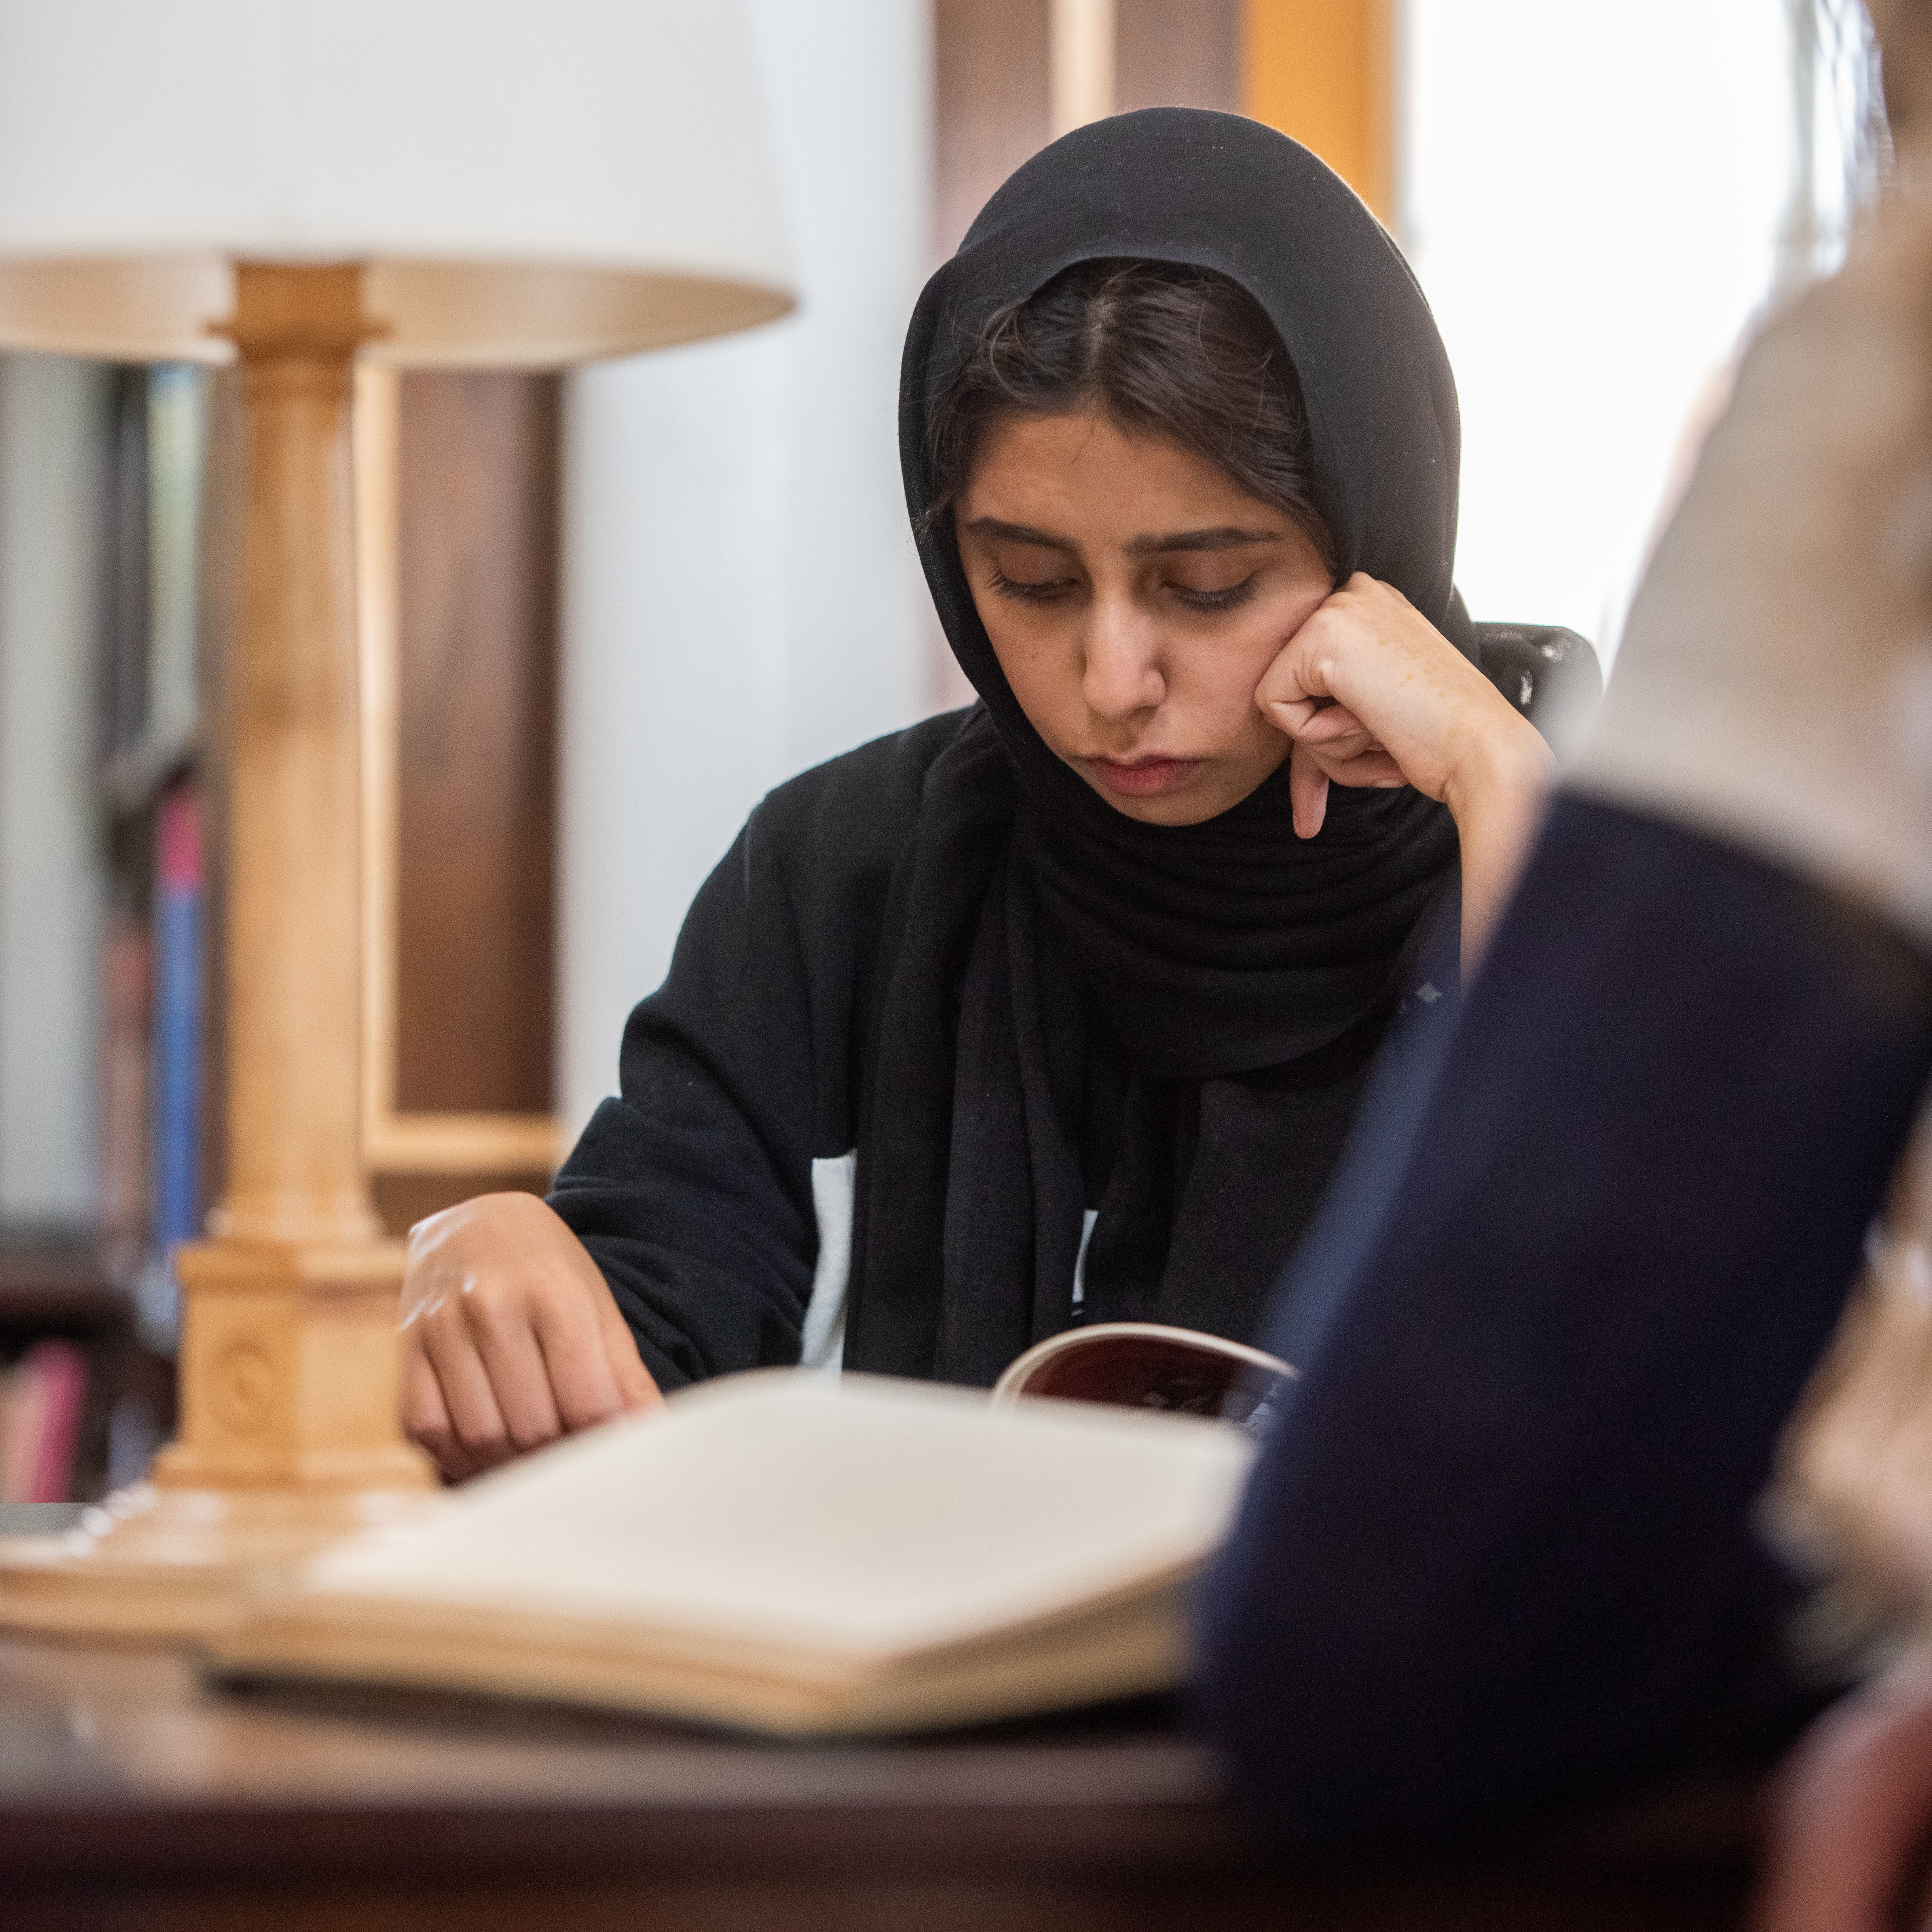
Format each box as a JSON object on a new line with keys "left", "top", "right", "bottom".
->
{"left": 1441, "top": 714, "right": 1558, "bottom": 834}
{"left": 1440, "top": 714, "right": 1559, "bottom": 969}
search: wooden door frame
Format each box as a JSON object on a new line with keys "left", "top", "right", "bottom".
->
{"left": 353, "top": 365, "right": 560, "bottom": 1179}
{"left": 1241, "top": 0, "right": 1396, "bottom": 227}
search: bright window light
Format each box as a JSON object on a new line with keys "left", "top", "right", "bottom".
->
{"left": 1403, "top": 0, "right": 1803, "bottom": 662}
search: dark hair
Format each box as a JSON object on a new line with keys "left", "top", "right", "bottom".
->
{"left": 924, "top": 257, "right": 1333, "bottom": 569}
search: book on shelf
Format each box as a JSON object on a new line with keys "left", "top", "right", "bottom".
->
{"left": 90, "top": 364, "right": 210, "bottom": 1340}
{"left": 150, "top": 784, "right": 202, "bottom": 1256}
{"left": 96, "top": 907, "right": 151, "bottom": 1283}
{"left": 208, "top": 1365, "right": 1262, "bottom": 1738}
{"left": 125, "top": 778, "right": 203, "bottom": 1346}
{"left": 96, "top": 366, "right": 150, "bottom": 770}
{"left": 0, "top": 1340, "right": 88, "bottom": 1505}
{"left": 97, "top": 364, "right": 207, "bottom": 808}
{"left": 144, "top": 364, "right": 205, "bottom": 757}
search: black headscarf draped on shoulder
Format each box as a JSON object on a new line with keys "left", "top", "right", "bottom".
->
{"left": 842, "top": 108, "right": 1466, "bottom": 1384}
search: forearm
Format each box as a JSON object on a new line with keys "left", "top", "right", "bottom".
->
{"left": 1441, "top": 723, "right": 1557, "bottom": 968}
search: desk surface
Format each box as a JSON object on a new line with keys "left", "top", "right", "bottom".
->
{"left": 0, "top": 1633, "right": 1763, "bottom": 1932}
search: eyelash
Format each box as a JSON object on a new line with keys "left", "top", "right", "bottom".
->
{"left": 986, "top": 569, "right": 1262, "bottom": 613}
{"left": 1174, "top": 575, "right": 1259, "bottom": 613}
{"left": 987, "top": 567, "right": 1073, "bottom": 606}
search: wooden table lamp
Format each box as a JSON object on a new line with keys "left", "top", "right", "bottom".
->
{"left": 0, "top": 0, "right": 791, "bottom": 1636}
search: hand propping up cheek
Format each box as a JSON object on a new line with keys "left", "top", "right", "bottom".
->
{"left": 1256, "top": 573, "right": 1558, "bottom": 966}
{"left": 1254, "top": 573, "right": 1554, "bottom": 839}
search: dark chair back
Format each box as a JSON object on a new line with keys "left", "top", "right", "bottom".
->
{"left": 1475, "top": 622, "right": 1602, "bottom": 763}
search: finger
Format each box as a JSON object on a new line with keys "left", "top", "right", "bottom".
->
{"left": 1296, "top": 738, "right": 1406, "bottom": 786}
{"left": 1253, "top": 642, "right": 1329, "bottom": 729}
{"left": 1294, "top": 702, "right": 1371, "bottom": 745}
{"left": 1290, "top": 742, "right": 1329, "bottom": 839}
{"left": 401, "top": 1347, "right": 476, "bottom": 1482}
{"left": 528, "top": 1272, "right": 630, "bottom": 1434}
{"left": 419, "top": 1313, "right": 520, "bottom": 1470}
{"left": 463, "top": 1292, "right": 568, "bottom": 1453}
{"left": 1260, "top": 692, "right": 1323, "bottom": 739}
{"left": 1323, "top": 750, "right": 1409, "bottom": 791}
{"left": 592, "top": 1282, "right": 664, "bottom": 1412}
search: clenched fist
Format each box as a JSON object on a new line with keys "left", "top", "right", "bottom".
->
{"left": 399, "top": 1191, "right": 660, "bottom": 1481}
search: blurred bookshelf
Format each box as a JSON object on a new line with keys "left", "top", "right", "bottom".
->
{"left": 0, "top": 1227, "right": 170, "bottom": 1508}
{"left": 0, "top": 358, "right": 211, "bottom": 1505}
{"left": 0, "top": 361, "right": 213, "bottom": 1503}
{"left": 0, "top": 357, "right": 566, "bottom": 1507}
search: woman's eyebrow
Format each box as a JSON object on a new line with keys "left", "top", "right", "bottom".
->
{"left": 1125, "top": 526, "right": 1283, "bottom": 556}
{"left": 964, "top": 517, "right": 1284, "bottom": 555}
{"left": 964, "top": 516, "right": 1074, "bottom": 549}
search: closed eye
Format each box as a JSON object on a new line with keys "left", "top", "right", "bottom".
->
{"left": 988, "top": 566, "right": 1077, "bottom": 606}
{"left": 1171, "top": 574, "right": 1259, "bottom": 613}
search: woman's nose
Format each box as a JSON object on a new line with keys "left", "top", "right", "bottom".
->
{"left": 1081, "top": 597, "right": 1164, "bottom": 721}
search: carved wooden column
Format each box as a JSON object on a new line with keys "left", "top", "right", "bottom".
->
{"left": 0, "top": 266, "right": 437, "bottom": 1638}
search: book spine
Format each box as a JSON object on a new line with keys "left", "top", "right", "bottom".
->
{"left": 98, "top": 370, "right": 150, "bottom": 763}
{"left": 151, "top": 784, "right": 203, "bottom": 1266}
{"left": 145, "top": 365, "right": 205, "bottom": 753}
{"left": 0, "top": 1360, "right": 38, "bottom": 1502}
{"left": 97, "top": 907, "right": 153, "bottom": 1279}
{"left": 21, "top": 1341, "right": 87, "bottom": 1504}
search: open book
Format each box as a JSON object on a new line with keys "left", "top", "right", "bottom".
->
{"left": 207, "top": 1369, "right": 1257, "bottom": 1737}
{"left": 994, "top": 1320, "right": 1292, "bottom": 1433}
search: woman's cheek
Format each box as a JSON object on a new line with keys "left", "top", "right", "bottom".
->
{"left": 1217, "top": 619, "right": 1298, "bottom": 719}
{"left": 991, "top": 624, "right": 1082, "bottom": 753}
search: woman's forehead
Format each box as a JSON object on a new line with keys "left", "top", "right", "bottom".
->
{"left": 962, "top": 412, "right": 1291, "bottom": 529}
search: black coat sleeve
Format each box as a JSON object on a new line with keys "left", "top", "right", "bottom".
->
{"left": 1195, "top": 793, "right": 1932, "bottom": 1851}
{"left": 547, "top": 713, "right": 967, "bottom": 1391}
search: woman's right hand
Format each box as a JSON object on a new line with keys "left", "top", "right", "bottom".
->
{"left": 1255, "top": 572, "right": 1557, "bottom": 965}
{"left": 399, "top": 1191, "right": 661, "bottom": 1481}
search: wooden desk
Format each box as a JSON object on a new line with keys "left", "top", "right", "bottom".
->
{"left": 0, "top": 1634, "right": 1761, "bottom": 1931}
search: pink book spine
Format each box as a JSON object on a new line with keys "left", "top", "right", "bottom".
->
{"left": 22, "top": 1342, "right": 87, "bottom": 1504}
{"left": 155, "top": 784, "right": 202, "bottom": 892}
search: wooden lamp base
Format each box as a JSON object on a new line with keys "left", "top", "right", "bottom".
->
{"left": 0, "top": 1239, "right": 438, "bottom": 1639}
{"left": 0, "top": 1481, "right": 436, "bottom": 1641}
{"left": 0, "top": 264, "right": 443, "bottom": 1640}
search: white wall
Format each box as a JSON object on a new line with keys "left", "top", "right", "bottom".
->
{"left": 1402, "top": 0, "right": 1794, "bottom": 658}
{"left": 0, "top": 355, "right": 109, "bottom": 1221}
{"left": 558, "top": 0, "right": 934, "bottom": 1144}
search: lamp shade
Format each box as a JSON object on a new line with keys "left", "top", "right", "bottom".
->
{"left": 0, "top": 0, "right": 793, "bottom": 366}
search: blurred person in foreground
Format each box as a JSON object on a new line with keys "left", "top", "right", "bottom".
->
{"left": 1747, "top": 20, "right": 1932, "bottom": 1932}
{"left": 1200, "top": 9, "right": 1932, "bottom": 1916}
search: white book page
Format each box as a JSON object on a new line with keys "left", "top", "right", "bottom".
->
{"left": 299, "top": 1373, "right": 1255, "bottom": 1661}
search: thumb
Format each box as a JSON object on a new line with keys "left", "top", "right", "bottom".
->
{"left": 1290, "top": 742, "right": 1329, "bottom": 839}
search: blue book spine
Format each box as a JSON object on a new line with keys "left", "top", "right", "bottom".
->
{"left": 151, "top": 784, "right": 202, "bottom": 1258}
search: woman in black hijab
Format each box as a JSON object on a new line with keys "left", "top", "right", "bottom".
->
{"left": 398, "top": 108, "right": 1558, "bottom": 1476}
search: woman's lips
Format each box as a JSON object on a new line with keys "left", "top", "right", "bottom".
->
{"left": 1084, "top": 755, "right": 1203, "bottom": 799}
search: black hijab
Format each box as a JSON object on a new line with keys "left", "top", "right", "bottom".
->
{"left": 842, "top": 109, "right": 1466, "bottom": 1385}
